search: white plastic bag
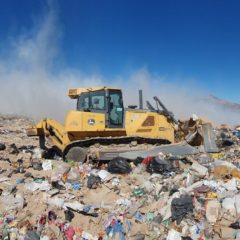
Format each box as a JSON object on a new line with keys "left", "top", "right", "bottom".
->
{"left": 167, "top": 229, "right": 181, "bottom": 240}
{"left": 42, "top": 160, "right": 52, "bottom": 171}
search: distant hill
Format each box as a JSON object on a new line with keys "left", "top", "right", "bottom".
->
{"left": 206, "top": 95, "right": 240, "bottom": 112}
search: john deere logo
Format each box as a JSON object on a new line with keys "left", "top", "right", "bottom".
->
{"left": 88, "top": 119, "right": 95, "bottom": 125}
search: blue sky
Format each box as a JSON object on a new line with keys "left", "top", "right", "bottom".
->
{"left": 0, "top": 0, "right": 240, "bottom": 102}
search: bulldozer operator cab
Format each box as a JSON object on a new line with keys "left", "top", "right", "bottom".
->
{"left": 75, "top": 88, "right": 124, "bottom": 128}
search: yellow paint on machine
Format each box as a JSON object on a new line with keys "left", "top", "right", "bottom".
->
{"left": 125, "top": 110, "right": 175, "bottom": 142}
{"left": 27, "top": 87, "right": 176, "bottom": 155}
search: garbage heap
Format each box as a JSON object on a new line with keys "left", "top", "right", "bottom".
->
{"left": 1, "top": 114, "right": 240, "bottom": 239}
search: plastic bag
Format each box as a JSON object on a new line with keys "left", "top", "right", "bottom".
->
{"left": 167, "top": 229, "right": 181, "bottom": 240}
{"left": 64, "top": 209, "right": 75, "bottom": 222}
{"left": 146, "top": 157, "right": 175, "bottom": 175}
{"left": 171, "top": 195, "right": 193, "bottom": 224}
{"left": 87, "top": 174, "right": 101, "bottom": 189}
{"left": 48, "top": 210, "right": 57, "bottom": 221}
{"left": 222, "top": 197, "right": 236, "bottom": 216}
{"left": 42, "top": 160, "right": 52, "bottom": 171}
{"left": 0, "top": 143, "right": 6, "bottom": 151}
{"left": 108, "top": 157, "right": 132, "bottom": 174}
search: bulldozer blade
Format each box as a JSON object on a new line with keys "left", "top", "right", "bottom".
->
{"left": 119, "top": 141, "right": 200, "bottom": 160}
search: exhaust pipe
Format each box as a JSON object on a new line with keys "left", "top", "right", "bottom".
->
{"left": 139, "top": 89, "right": 143, "bottom": 109}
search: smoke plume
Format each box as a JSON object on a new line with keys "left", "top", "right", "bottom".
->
{"left": 0, "top": 2, "right": 239, "bottom": 126}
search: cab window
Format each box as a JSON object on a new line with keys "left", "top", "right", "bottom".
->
{"left": 77, "top": 92, "right": 89, "bottom": 110}
{"left": 90, "top": 90, "right": 106, "bottom": 110}
{"left": 77, "top": 90, "right": 106, "bottom": 111}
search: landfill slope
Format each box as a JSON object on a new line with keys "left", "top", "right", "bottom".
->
{"left": 0, "top": 114, "right": 240, "bottom": 239}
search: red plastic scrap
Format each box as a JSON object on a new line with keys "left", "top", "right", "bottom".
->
{"left": 64, "top": 225, "right": 75, "bottom": 240}
{"left": 37, "top": 214, "right": 47, "bottom": 226}
{"left": 142, "top": 156, "right": 155, "bottom": 166}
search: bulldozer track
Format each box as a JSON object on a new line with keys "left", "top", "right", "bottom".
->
{"left": 63, "top": 136, "right": 171, "bottom": 158}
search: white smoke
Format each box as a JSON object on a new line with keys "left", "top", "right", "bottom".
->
{"left": 121, "top": 68, "right": 240, "bottom": 125}
{"left": 0, "top": 3, "right": 104, "bottom": 121}
{"left": 0, "top": 2, "right": 239, "bottom": 126}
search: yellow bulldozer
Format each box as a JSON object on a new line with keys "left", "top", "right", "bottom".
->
{"left": 27, "top": 87, "right": 181, "bottom": 162}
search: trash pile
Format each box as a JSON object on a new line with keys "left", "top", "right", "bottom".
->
{"left": 1, "top": 114, "right": 240, "bottom": 239}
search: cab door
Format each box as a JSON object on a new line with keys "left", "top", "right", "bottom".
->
{"left": 107, "top": 90, "right": 124, "bottom": 128}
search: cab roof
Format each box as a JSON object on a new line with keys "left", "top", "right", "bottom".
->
{"left": 68, "top": 86, "right": 121, "bottom": 99}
